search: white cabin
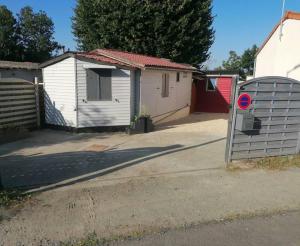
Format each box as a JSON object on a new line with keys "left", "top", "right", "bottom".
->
{"left": 40, "top": 49, "right": 195, "bottom": 129}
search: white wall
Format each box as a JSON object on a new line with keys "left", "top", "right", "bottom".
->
{"left": 255, "top": 19, "right": 300, "bottom": 80}
{"left": 43, "top": 57, "right": 77, "bottom": 127}
{"left": 76, "top": 59, "right": 131, "bottom": 127}
{"left": 140, "top": 69, "right": 192, "bottom": 119}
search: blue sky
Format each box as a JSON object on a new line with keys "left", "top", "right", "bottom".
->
{"left": 2, "top": 0, "right": 300, "bottom": 68}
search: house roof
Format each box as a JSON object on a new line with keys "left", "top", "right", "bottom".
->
{"left": 0, "top": 60, "right": 39, "bottom": 70}
{"left": 91, "top": 49, "right": 196, "bottom": 70}
{"left": 76, "top": 53, "right": 130, "bottom": 67}
{"left": 257, "top": 11, "right": 300, "bottom": 56}
{"left": 39, "top": 49, "right": 196, "bottom": 71}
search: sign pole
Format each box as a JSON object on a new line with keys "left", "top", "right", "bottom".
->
{"left": 279, "top": 0, "right": 286, "bottom": 40}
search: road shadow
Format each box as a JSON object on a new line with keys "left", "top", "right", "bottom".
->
{"left": 0, "top": 137, "right": 226, "bottom": 192}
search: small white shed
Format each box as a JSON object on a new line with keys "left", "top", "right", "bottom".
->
{"left": 255, "top": 11, "right": 300, "bottom": 80}
{"left": 40, "top": 49, "right": 195, "bottom": 130}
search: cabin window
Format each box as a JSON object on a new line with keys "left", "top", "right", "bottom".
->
{"left": 206, "top": 77, "right": 218, "bottom": 91}
{"left": 162, "top": 73, "right": 169, "bottom": 98}
{"left": 183, "top": 72, "right": 188, "bottom": 78}
{"left": 176, "top": 72, "right": 180, "bottom": 82}
{"left": 86, "top": 69, "right": 112, "bottom": 101}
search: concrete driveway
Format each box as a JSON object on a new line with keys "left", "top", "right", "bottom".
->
{"left": 2, "top": 113, "right": 300, "bottom": 245}
{"left": 0, "top": 113, "right": 228, "bottom": 189}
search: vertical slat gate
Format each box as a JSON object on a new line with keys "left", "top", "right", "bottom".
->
{"left": 0, "top": 80, "right": 39, "bottom": 129}
{"left": 226, "top": 76, "right": 300, "bottom": 162}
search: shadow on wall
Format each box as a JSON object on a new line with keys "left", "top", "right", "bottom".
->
{"left": 0, "top": 137, "right": 226, "bottom": 191}
{"left": 44, "top": 91, "right": 68, "bottom": 127}
{"left": 287, "top": 64, "right": 300, "bottom": 78}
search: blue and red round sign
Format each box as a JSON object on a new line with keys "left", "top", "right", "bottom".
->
{"left": 237, "top": 93, "right": 252, "bottom": 110}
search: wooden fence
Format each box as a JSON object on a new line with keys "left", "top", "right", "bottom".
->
{"left": 0, "top": 79, "right": 40, "bottom": 130}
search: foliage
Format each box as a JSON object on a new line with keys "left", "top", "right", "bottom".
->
{"left": 227, "top": 155, "right": 300, "bottom": 171}
{"left": 218, "top": 45, "right": 258, "bottom": 78}
{"left": 60, "top": 232, "right": 109, "bottom": 246}
{"left": 0, "top": 189, "right": 29, "bottom": 207}
{"left": 0, "top": 5, "right": 18, "bottom": 60}
{"left": 221, "top": 51, "right": 241, "bottom": 72}
{"left": 0, "top": 5, "right": 61, "bottom": 62}
{"left": 240, "top": 45, "right": 258, "bottom": 76}
{"left": 17, "top": 6, "right": 61, "bottom": 62}
{"left": 72, "top": 0, "right": 215, "bottom": 67}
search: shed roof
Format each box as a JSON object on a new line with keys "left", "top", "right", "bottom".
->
{"left": 40, "top": 49, "right": 196, "bottom": 71}
{"left": 91, "top": 49, "right": 196, "bottom": 70}
{"left": 257, "top": 11, "right": 300, "bottom": 56}
{"left": 0, "top": 60, "right": 39, "bottom": 70}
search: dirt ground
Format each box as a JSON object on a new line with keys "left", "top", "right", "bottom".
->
{"left": 1, "top": 113, "right": 300, "bottom": 245}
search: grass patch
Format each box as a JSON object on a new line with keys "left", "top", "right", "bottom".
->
{"left": 228, "top": 155, "right": 300, "bottom": 171}
{"left": 60, "top": 232, "right": 109, "bottom": 246}
{"left": 0, "top": 189, "right": 30, "bottom": 208}
{"left": 60, "top": 230, "right": 148, "bottom": 246}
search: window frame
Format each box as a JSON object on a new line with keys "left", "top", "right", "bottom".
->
{"left": 86, "top": 68, "right": 112, "bottom": 102}
{"left": 206, "top": 77, "right": 218, "bottom": 92}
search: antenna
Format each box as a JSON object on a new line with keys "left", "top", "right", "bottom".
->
{"left": 279, "top": 0, "right": 286, "bottom": 40}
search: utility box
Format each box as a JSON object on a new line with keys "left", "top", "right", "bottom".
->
{"left": 235, "top": 112, "right": 254, "bottom": 131}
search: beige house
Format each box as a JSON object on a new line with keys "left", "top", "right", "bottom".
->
{"left": 255, "top": 11, "right": 300, "bottom": 80}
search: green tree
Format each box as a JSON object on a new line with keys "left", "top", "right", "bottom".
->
{"left": 17, "top": 6, "right": 61, "bottom": 62}
{"left": 218, "top": 45, "right": 258, "bottom": 78}
{"left": 221, "top": 51, "right": 241, "bottom": 72}
{"left": 0, "top": 5, "right": 18, "bottom": 60}
{"left": 72, "top": 0, "right": 214, "bottom": 67}
{"left": 240, "top": 45, "right": 258, "bottom": 76}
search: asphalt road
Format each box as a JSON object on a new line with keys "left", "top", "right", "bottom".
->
{"left": 113, "top": 210, "right": 300, "bottom": 246}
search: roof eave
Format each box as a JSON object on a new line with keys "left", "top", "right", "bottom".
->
{"left": 256, "top": 11, "right": 300, "bottom": 56}
{"left": 144, "top": 65, "right": 196, "bottom": 72}
{"left": 39, "top": 52, "right": 76, "bottom": 68}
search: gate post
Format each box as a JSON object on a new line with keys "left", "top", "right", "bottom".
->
{"left": 34, "top": 77, "right": 41, "bottom": 128}
{"left": 225, "top": 75, "right": 239, "bottom": 164}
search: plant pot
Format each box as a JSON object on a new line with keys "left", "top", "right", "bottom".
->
{"left": 129, "top": 116, "right": 154, "bottom": 134}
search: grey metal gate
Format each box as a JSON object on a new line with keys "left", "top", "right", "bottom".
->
{"left": 226, "top": 76, "right": 300, "bottom": 162}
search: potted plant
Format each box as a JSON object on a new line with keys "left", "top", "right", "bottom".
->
{"left": 129, "top": 109, "right": 154, "bottom": 134}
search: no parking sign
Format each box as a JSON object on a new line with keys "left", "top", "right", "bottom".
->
{"left": 237, "top": 93, "right": 252, "bottom": 110}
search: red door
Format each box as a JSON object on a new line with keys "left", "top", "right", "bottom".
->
{"left": 196, "top": 77, "right": 232, "bottom": 113}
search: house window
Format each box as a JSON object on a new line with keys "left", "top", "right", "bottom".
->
{"left": 86, "top": 69, "right": 112, "bottom": 101}
{"left": 206, "top": 77, "right": 218, "bottom": 91}
{"left": 162, "top": 73, "right": 169, "bottom": 98}
{"left": 183, "top": 72, "right": 187, "bottom": 78}
{"left": 176, "top": 72, "right": 180, "bottom": 82}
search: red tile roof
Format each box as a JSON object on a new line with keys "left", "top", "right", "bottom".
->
{"left": 76, "top": 53, "right": 129, "bottom": 67}
{"left": 80, "top": 49, "right": 195, "bottom": 71}
{"left": 257, "top": 11, "right": 300, "bottom": 56}
{"left": 40, "top": 49, "right": 196, "bottom": 70}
